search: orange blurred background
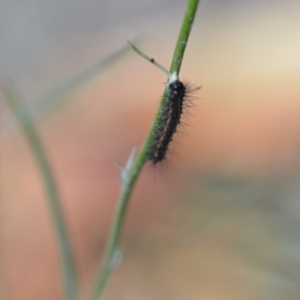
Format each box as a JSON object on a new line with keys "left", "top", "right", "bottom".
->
{"left": 1, "top": 1, "right": 300, "bottom": 299}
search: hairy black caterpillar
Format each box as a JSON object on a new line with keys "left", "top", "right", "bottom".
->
{"left": 148, "top": 76, "right": 187, "bottom": 164}
{"left": 127, "top": 41, "right": 200, "bottom": 165}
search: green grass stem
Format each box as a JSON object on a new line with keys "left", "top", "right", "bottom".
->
{"left": 2, "top": 86, "right": 78, "bottom": 300}
{"left": 89, "top": 1, "right": 200, "bottom": 299}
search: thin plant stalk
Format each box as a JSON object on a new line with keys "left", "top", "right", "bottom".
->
{"left": 2, "top": 87, "right": 77, "bottom": 300}
{"left": 89, "top": 0, "right": 200, "bottom": 299}
{"left": 1, "top": 43, "right": 133, "bottom": 130}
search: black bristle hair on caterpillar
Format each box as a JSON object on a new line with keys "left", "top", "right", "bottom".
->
{"left": 148, "top": 74, "right": 187, "bottom": 164}
{"left": 127, "top": 41, "right": 200, "bottom": 165}
{"left": 147, "top": 71, "right": 200, "bottom": 165}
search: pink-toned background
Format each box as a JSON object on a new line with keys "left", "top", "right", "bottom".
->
{"left": 1, "top": 1, "right": 300, "bottom": 299}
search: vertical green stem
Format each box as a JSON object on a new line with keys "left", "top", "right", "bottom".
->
{"left": 89, "top": 0, "right": 200, "bottom": 299}
{"left": 3, "top": 87, "right": 77, "bottom": 300}
{"left": 170, "top": 0, "right": 199, "bottom": 74}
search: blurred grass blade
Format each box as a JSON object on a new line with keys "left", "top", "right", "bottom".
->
{"left": 1, "top": 84, "right": 78, "bottom": 300}
{"left": 0, "top": 43, "right": 133, "bottom": 129}
{"left": 29, "top": 43, "right": 132, "bottom": 118}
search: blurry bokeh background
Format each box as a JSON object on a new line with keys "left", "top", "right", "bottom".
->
{"left": 1, "top": 0, "right": 300, "bottom": 299}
